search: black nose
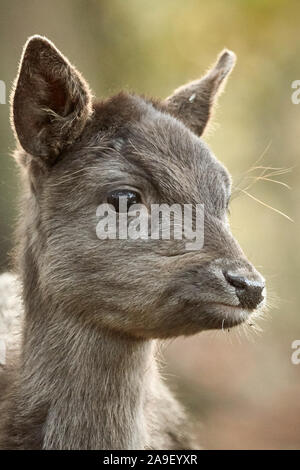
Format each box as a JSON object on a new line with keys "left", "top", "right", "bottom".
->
{"left": 223, "top": 271, "right": 265, "bottom": 309}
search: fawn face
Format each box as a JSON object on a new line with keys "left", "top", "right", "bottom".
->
{"left": 12, "top": 36, "right": 265, "bottom": 339}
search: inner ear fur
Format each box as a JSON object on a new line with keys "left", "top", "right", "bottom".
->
{"left": 11, "top": 35, "right": 93, "bottom": 165}
{"left": 165, "top": 50, "right": 236, "bottom": 136}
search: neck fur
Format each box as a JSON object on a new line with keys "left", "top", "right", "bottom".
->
{"left": 19, "top": 291, "right": 154, "bottom": 449}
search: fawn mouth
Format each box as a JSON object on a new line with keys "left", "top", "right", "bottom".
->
{"left": 204, "top": 302, "right": 251, "bottom": 329}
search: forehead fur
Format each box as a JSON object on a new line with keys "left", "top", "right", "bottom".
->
{"left": 77, "top": 92, "right": 231, "bottom": 213}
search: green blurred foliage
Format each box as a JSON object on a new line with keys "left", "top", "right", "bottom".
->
{"left": 0, "top": 0, "right": 299, "bottom": 449}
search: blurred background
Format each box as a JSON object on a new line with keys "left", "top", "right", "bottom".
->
{"left": 0, "top": 0, "right": 299, "bottom": 449}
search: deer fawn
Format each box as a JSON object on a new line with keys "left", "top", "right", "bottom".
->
{"left": 0, "top": 36, "right": 265, "bottom": 449}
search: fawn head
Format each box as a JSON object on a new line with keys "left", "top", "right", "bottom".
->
{"left": 11, "top": 36, "right": 265, "bottom": 338}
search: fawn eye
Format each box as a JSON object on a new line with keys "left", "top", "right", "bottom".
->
{"left": 107, "top": 189, "right": 142, "bottom": 212}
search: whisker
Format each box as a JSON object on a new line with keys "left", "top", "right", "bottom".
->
{"left": 249, "top": 176, "right": 291, "bottom": 190}
{"left": 241, "top": 189, "right": 293, "bottom": 222}
{"left": 234, "top": 141, "right": 272, "bottom": 189}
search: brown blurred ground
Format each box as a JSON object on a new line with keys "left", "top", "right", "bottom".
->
{"left": 0, "top": 0, "right": 299, "bottom": 449}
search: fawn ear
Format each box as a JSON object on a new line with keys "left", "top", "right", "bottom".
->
{"left": 165, "top": 50, "right": 236, "bottom": 136}
{"left": 11, "top": 35, "right": 92, "bottom": 165}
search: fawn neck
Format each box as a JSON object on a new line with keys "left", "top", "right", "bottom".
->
{"left": 20, "top": 281, "right": 153, "bottom": 449}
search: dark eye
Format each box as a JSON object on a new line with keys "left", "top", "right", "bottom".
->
{"left": 107, "top": 189, "right": 142, "bottom": 212}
